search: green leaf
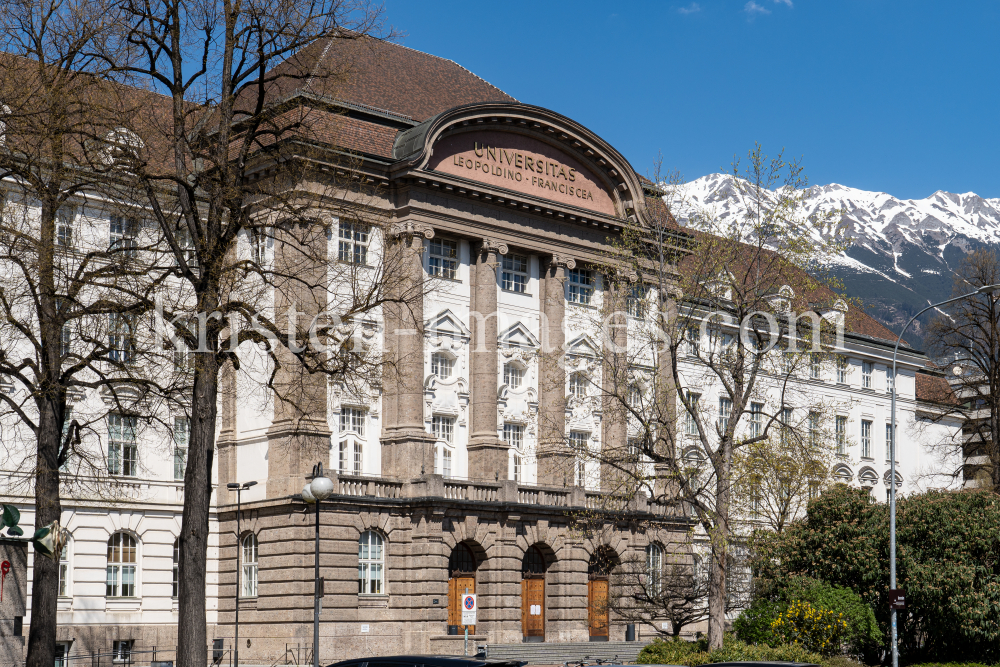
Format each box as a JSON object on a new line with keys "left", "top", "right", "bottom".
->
{"left": 6, "top": 526, "right": 23, "bottom": 536}
{"left": 1, "top": 504, "right": 19, "bottom": 529}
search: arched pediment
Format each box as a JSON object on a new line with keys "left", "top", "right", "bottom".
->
{"left": 391, "top": 103, "right": 647, "bottom": 225}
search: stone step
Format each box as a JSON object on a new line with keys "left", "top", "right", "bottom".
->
{"left": 483, "top": 641, "right": 650, "bottom": 665}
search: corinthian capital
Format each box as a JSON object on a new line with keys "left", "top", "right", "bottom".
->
{"left": 480, "top": 237, "right": 509, "bottom": 256}
{"left": 389, "top": 221, "right": 435, "bottom": 240}
{"left": 550, "top": 254, "right": 577, "bottom": 270}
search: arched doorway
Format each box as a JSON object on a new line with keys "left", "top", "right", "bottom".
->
{"left": 587, "top": 547, "right": 618, "bottom": 641}
{"left": 448, "top": 542, "right": 478, "bottom": 634}
{"left": 521, "top": 545, "right": 548, "bottom": 642}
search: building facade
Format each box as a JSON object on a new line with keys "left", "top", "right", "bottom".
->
{"left": 3, "top": 36, "right": 962, "bottom": 664}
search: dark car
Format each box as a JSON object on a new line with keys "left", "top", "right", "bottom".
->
{"left": 327, "top": 657, "right": 525, "bottom": 667}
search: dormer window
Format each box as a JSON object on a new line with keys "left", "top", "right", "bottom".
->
{"left": 0, "top": 104, "right": 10, "bottom": 145}
{"left": 103, "top": 128, "right": 144, "bottom": 168}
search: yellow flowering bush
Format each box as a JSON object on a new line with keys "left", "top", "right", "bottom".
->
{"left": 770, "top": 599, "right": 849, "bottom": 655}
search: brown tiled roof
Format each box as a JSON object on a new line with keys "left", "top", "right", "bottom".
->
{"left": 260, "top": 35, "right": 517, "bottom": 123}
{"left": 916, "top": 371, "right": 958, "bottom": 405}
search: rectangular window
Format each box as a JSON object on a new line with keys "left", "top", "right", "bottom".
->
{"left": 503, "top": 363, "right": 524, "bottom": 388}
{"left": 569, "top": 430, "right": 589, "bottom": 451}
{"left": 109, "top": 215, "right": 138, "bottom": 258}
{"left": 568, "top": 267, "right": 594, "bottom": 305}
{"left": 810, "top": 353, "right": 822, "bottom": 379}
{"left": 886, "top": 423, "right": 894, "bottom": 461}
{"left": 512, "top": 453, "right": 522, "bottom": 483}
{"left": 574, "top": 457, "right": 586, "bottom": 487}
{"left": 337, "top": 221, "right": 369, "bottom": 265}
{"left": 107, "top": 313, "right": 136, "bottom": 364}
{"left": 750, "top": 402, "right": 764, "bottom": 439}
{"left": 173, "top": 417, "right": 189, "bottom": 481}
{"left": 861, "top": 419, "right": 872, "bottom": 458}
{"left": 503, "top": 423, "right": 524, "bottom": 450}
{"left": 684, "top": 392, "right": 701, "bottom": 436}
{"left": 55, "top": 643, "right": 71, "bottom": 667}
{"left": 627, "top": 437, "right": 641, "bottom": 459}
{"left": 718, "top": 397, "right": 733, "bottom": 434}
{"left": 886, "top": 368, "right": 894, "bottom": 394}
{"left": 112, "top": 640, "right": 133, "bottom": 663}
{"left": 862, "top": 361, "right": 873, "bottom": 389}
{"left": 626, "top": 284, "right": 647, "bottom": 318}
{"left": 431, "top": 415, "right": 454, "bottom": 443}
{"left": 338, "top": 440, "right": 363, "bottom": 475}
{"left": 836, "top": 416, "right": 847, "bottom": 455}
{"left": 808, "top": 481, "right": 821, "bottom": 500}
{"left": 808, "top": 411, "right": 820, "bottom": 447}
{"left": 442, "top": 448, "right": 453, "bottom": 479}
{"left": 108, "top": 414, "right": 138, "bottom": 477}
{"left": 685, "top": 327, "right": 700, "bottom": 357}
{"left": 60, "top": 323, "right": 72, "bottom": 359}
{"left": 780, "top": 407, "right": 793, "bottom": 445}
{"left": 501, "top": 253, "right": 528, "bottom": 292}
{"left": 56, "top": 207, "right": 75, "bottom": 248}
{"left": 249, "top": 227, "right": 267, "bottom": 266}
{"left": 429, "top": 238, "right": 459, "bottom": 279}
{"left": 836, "top": 356, "right": 848, "bottom": 384}
{"left": 339, "top": 407, "right": 366, "bottom": 436}
{"left": 60, "top": 406, "right": 73, "bottom": 473}
{"left": 58, "top": 545, "right": 69, "bottom": 597}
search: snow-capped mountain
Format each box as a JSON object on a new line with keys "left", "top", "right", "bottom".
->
{"left": 669, "top": 174, "right": 1000, "bottom": 348}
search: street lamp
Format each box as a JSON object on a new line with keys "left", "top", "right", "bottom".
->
{"left": 889, "top": 282, "right": 1000, "bottom": 667}
{"left": 226, "top": 480, "right": 257, "bottom": 667}
{"left": 301, "top": 463, "right": 334, "bottom": 667}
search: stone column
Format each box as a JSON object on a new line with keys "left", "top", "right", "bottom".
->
{"left": 216, "top": 361, "right": 238, "bottom": 504}
{"left": 381, "top": 221, "right": 437, "bottom": 480}
{"left": 468, "top": 238, "right": 509, "bottom": 480}
{"left": 653, "top": 293, "right": 680, "bottom": 504}
{"left": 601, "top": 274, "right": 632, "bottom": 492}
{"left": 536, "top": 254, "right": 574, "bottom": 486}
{"left": 266, "top": 221, "right": 332, "bottom": 498}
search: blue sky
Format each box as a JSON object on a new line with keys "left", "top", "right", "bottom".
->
{"left": 382, "top": 1, "right": 1000, "bottom": 200}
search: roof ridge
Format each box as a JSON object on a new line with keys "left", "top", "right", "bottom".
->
{"left": 387, "top": 39, "right": 518, "bottom": 103}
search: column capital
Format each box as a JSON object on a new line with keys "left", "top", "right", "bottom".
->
{"left": 612, "top": 265, "right": 639, "bottom": 284}
{"left": 549, "top": 254, "right": 576, "bottom": 270}
{"left": 479, "top": 237, "right": 509, "bottom": 256}
{"left": 388, "top": 221, "right": 435, "bottom": 240}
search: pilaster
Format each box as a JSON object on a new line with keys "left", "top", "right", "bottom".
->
{"left": 537, "top": 254, "right": 574, "bottom": 486}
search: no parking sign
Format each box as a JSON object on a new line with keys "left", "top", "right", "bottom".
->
{"left": 461, "top": 593, "right": 477, "bottom": 625}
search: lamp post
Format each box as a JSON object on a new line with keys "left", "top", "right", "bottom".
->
{"left": 301, "top": 463, "right": 334, "bottom": 667}
{"left": 226, "top": 480, "right": 257, "bottom": 667}
{"left": 889, "top": 283, "right": 1000, "bottom": 667}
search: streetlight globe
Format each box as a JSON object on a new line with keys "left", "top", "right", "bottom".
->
{"left": 310, "top": 475, "right": 334, "bottom": 501}
{"left": 301, "top": 483, "right": 317, "bottom": 504}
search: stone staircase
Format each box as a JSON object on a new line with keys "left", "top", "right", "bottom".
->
{"left": 483, "top": 641, "right": 651, "bottom": 665}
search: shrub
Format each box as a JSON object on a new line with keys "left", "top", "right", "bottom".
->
{"left": 770, "top": 600, "right": 849, "bottom": 655}
{"left": 703, "top": 639, "right": 824, "bottom": 664}
{"left": 635, "top": 637, "right": 703, "bottom": 664}
{"left": 734, "top": 576, "right": 880, "bottom": 656}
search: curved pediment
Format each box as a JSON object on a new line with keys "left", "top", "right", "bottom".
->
{"left": 392, "top": 103, "right": 645, "bottom": 222}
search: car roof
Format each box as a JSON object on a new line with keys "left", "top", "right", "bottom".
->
{"left": 327, "top": 657, "right": 523, "bottom": 667}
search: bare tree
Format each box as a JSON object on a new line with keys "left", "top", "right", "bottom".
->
{"left": 91, "top": 4, "right": 422, "bottom": 665}
{"left": 0, "top": 3, "right": 192, "bottom": 665}
{"left": 925, "top": 249, "right": 1000, "bottom": 489}
{"left": 589, "top": 146, "right": 848, "bottom": 649}
{"left": 609, "top": 545, "right": 708, "bottom": 638}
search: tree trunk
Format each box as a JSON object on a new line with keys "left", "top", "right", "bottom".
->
{"left": 25, "top": 400, "right": 63, "bottom": 667}
{"left": 177, "top": 344, "right": 220, "bottom": 667}
{"left": 707, "top": 444, "right": 732, "bottom": 650}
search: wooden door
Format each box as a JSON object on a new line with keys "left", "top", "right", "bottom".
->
{"left": 521, "top": 578, "right": 545, "bottom": 638}
{"left": 448, "top": 576, "right": 476, "bottom": 633}
{"left": 588, "top": 579, "right": 609, "bottom": 639}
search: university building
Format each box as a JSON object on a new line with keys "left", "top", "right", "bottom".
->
{"left": 3, "top": 35, "right": 961, "bottom": 664}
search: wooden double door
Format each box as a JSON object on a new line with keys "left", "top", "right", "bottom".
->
{"left": 448, "top": 576, "right": 475, "bottom": 634}
{"left": 588, "top": 578, "right": 609, "bottom": 640}
{"left": 521, "top": 577, "right": 545, "bottom": 639}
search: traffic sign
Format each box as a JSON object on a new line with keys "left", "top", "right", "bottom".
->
{"left": 461, "top": 593, "right": 477, "bottom": 625}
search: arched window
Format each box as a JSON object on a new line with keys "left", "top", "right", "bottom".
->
{"left": 646, "top": 543, "right": 663, "bottom": 595}
{"left": 242, "top": 533, "right": 258, "bottom": 597}
{"left": 522, "top": 545, "right": 546, "bottom": 576}
{"left": 106, "top": 533, "right": 137, "bottom": 597}
{"left": 628, "top": 384, "right": 642, "bottom": 409}
{"left": 449, "top": 542, "right": 477, "bottom": 576}
{"left": 569, "top": 372, "right": 588, "bottom": 398}
{"left": 503, "top": 362, "right": 524, "bottom": 389}
{"left": 431, "top": 352, "right": 454, "bottom": 379}
{"left": 358, "top": 531, "right": 384, "bottom": 595}
{"left": 171, "top": 539, "right": 179, "bottom": 598}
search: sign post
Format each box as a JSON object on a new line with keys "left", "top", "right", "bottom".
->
{"left": 461, "top": 593, "right": 477, "bottom": 656}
